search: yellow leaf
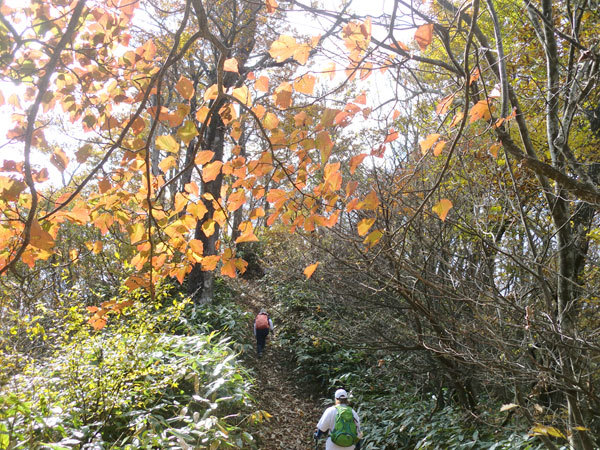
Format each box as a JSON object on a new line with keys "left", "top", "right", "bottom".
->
{"left": 159, "top": 155, "right": 177, "bottom": 173}
{"left": 419, "top": 133, "right": 441, "bottom": 155}
{"left": 130, "top": 222, "right": 145, "bottom": 243}
{"left": 500, "top": 403, "right": 519, "bottom": 412}
{"left": 363, "top": 229, "right": 383, "bottom": 247}
{"left": 357, "top": 218, "right": 375, "bottom": 236}
{"left": 204, "top": 84, "right": 219, "bottom": 101}
{"left": 232, "top": 85, "right": 252, "bottom": 106}
{"left": 263, "top": 112, "right": 280, "bottom": 130}
{"left": 156, "top": 135, "right": 179, "bottom": 153}
{"left": 175, "top": 76, "right": 194, "bottom": 100}
{"left": 530, "top": 425, "right": 566, "bottom": 439}
{"left": 449, "top": 111, "right": 464, "bottom": 128}
{"left": 202, "top": 219, "right": 216, "bottom": 237}
{"left": 432, "top": 198, "right": 453, "bottom": 221}
{"left": 224, "top": 58, "right": 239, "bottom": 73}
{"left": 304, "top": 262, "right": 319, "bottom": 279}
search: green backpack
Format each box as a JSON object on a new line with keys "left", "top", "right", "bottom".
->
{"left": 330, "top": 405, "right": 359, "bottom": 447}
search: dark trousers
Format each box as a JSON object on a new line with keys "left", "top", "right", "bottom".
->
{"left": 256, "top": 328, "right": 269, "bottom": 355}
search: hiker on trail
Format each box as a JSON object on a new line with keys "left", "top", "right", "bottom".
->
{"left": 253, "top": 309, "right": 273, "bottom": 357}
{"left": 314, "top": 389, "right": 362, "bottom": 449}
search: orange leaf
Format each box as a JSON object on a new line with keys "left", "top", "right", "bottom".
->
{"left": 29, "top": 220, "right": 55, "bottom": 251}
{"left": 357, "top": 217, "right": 376, "bottom": 236}
{"left": 294, "top": 74, "right": 316, "bottom": 95}
{"left": 469, "top": 68, "right": 480, "bottom": 85}
{"left": 414, "top": 23, "right": 434, "bottom": 51}
{"left": 89, "top": 315, "right": 107, "bottom": 330}
{"left": 201, "top": 161, "right": 223, "bottom": 182}
{"left": 436, "top": 94, "right": 454, "bottom": 115}
{"left": 350, "top": 153, "right": 367, "bottom": 174}
{"left": 358, "top": 190, "right": 379, "bottom": 210}
{"left": 159, "top": 155, "right": 177, "bottom": 172}
{"left": 269, "top": 35, "right": 298, "bottom": 62}
{"left": 433, "top": 140, "right": 447, "bottom": 157}
{"left": 469, "top": 100, "right": 491, "bottom": 123}
{"left": 265, "top": 0, "right": 278, "bottom": 13}
{"left": 419, "top": 133, "right": 441, "bottom": 154}
{"left": 489, "top": 142, "right": 502, "bottom": 158}
{"left": 195, "top": 150, "right": 215, "bottom": 165}
{"left": 224, "top": 58, "right": 239, "bottom": 73}
{"left": 273, "top": 82, "right": 293, "bottom": 109}
{"left": 227, "top": 189, "right": 246, "bottom": 212}
{"left": 384, "top": 130, "right": 398, "bottom": 143}
{"left": 432, "top": 198, "right": 453, "bottom": 221}
{"left": 255, "top": 76, "right": 269, "bottom": 92}
{"left": 175, "top": 76, "right": 194, "bottom": 100}
{"left": 304, "top": 262, "right": 319, "bottom": 279}
{"left": 221, "top": 259, "right": 237, "bottom": 278}
{"left": 50, "top": 148, "right": 69, "bottom": 173}
{"left": 201, "top": 254, "right": 220, "bottom": 271}
{"left": 316, "top": 131, "right": 333, "bottom": 164}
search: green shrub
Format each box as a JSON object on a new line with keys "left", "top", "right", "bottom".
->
{"left": 0, "top": 284, "right": 256, "bottom": 449}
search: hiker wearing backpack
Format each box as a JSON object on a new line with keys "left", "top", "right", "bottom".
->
{"left": 253, "top": 309, "right": 274, "bottom": 357}
{"left": 314, "top": 389, "right": 362, "bottom": 449}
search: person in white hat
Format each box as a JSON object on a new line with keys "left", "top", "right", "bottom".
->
{"left": 314, "top": 388, "right": 362, "bottom": 449}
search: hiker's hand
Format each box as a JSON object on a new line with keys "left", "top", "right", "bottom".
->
{"left": 313, "top": 431, "right": 319, "bottom": 441}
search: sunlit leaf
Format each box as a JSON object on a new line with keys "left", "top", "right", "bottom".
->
{"left": 436, "top": 94, "right": 454, "bottom": 115}
{"left": 357, "top": 217, "right": 376, "bottom": 236}
{"left": 224, "top": 57, "right": 239, "bottom": 73}
{"left": 255, "top": 76, "right": 269, "bottom": 92}
{"left": 304, "top": 262, "right": 319, "bottom": 279}
{"left": 156, "top": 135, "right": 179, "bottom": 153}
{"left": 419, "top": 133, "right": 441, "bottom": 155}
{"left": 432, "top": 198, "right": 453, "bottom": 221}
{"left": 265, "top": 0, "right": 278, "bottom": 13}
{"left": 175, "top": 76, "right": 194, "bottom": 100}
{"left": 294, "top": 74, "right": 316, "bottom": 95}
{"left": 195, "top": 150, "right": 215, "bottom": 165}
{"left": 350, "top": 153, "right": 367, "bottom": 174}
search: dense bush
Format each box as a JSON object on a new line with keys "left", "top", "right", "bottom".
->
{"left": 0, "top": 283, "right": 259, "bottom": 449}
{"left": 269, "top": 279, "right": 558, "bottom": 449}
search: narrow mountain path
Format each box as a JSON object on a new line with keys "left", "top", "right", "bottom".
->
{"left": 229, "top": 278, "right": 323, "bottom": 449}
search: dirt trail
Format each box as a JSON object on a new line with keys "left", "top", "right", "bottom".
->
{"left": 229, "top": 279, "right": 323, "bottom": 449}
